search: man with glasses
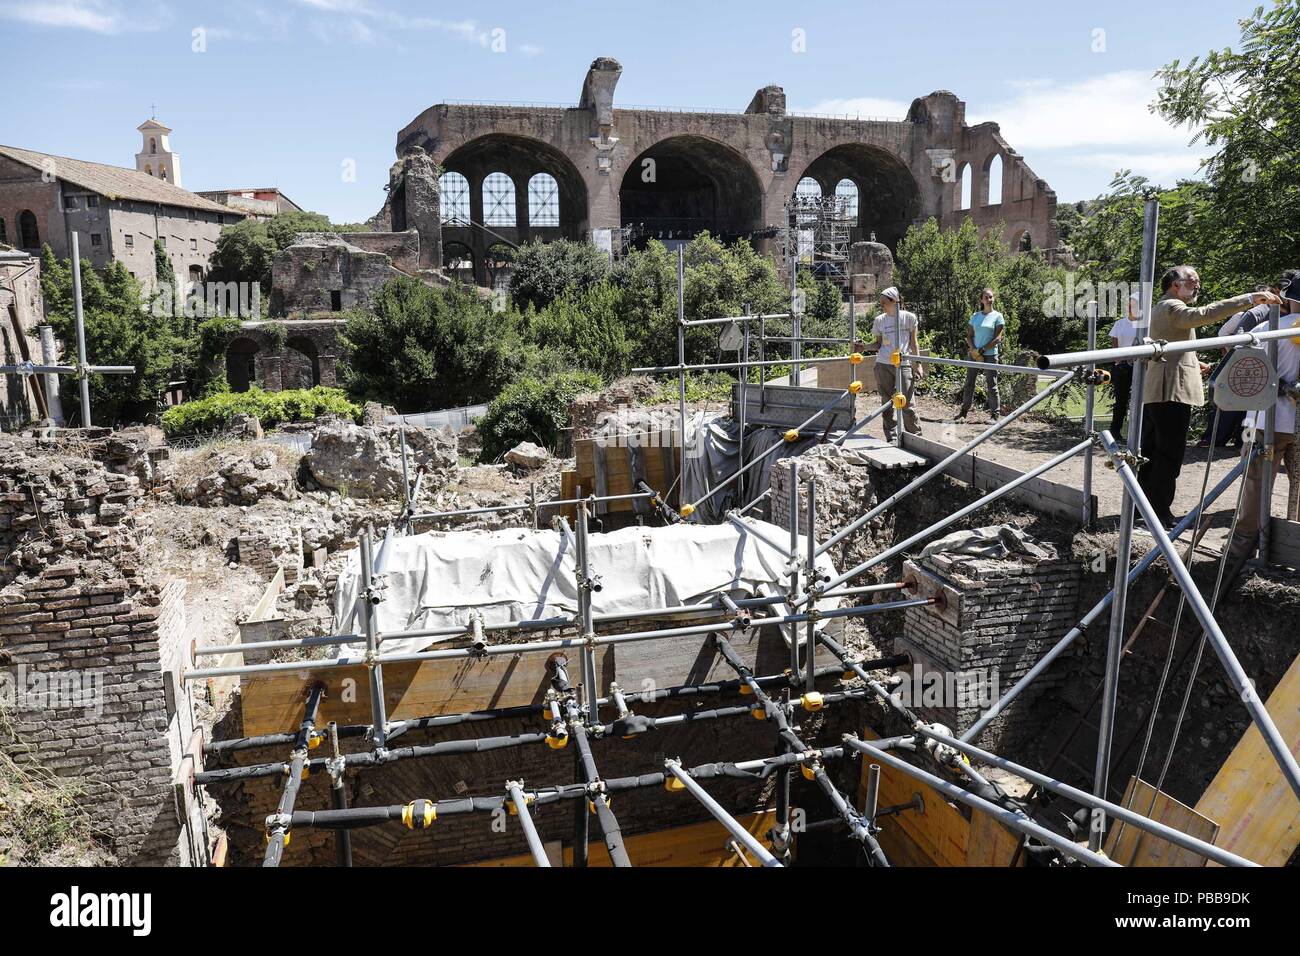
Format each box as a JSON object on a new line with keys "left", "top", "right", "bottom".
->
{"left": 957, "top": 288, "right": 1004, "bottom": 420}
{"left": 1136, "top": 265, "right": 1280, "bottom": 529}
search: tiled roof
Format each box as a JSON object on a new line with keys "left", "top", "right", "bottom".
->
{"left": 0, "top": 145, "right": 241, "bottom": 216}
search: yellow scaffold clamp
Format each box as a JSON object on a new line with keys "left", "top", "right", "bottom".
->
{"left": 890, "top": 349, "right": 902, "bottom": 367}
{"left": 847, "top": 379, "right": 864, "bottom": 395}
{"left": 545, "top": 732, "right": 569, "bottom": 750}
{"left": 679, "top": 502, "right": 696, "bottom": 519}
{"left": 664, "top": 774, "right": 686, "bottom": 793}
{"left": 784, "top": 429, "right": 801, "bottom": 443}
{"left": 402, "top": 799, "right": 437, "bottom": 830}
{"left": 800, "top": 691, "right": 824, "bottom": 712}
{"left": 751, "top": 706, "right": 767, "bottom": 720}
{"left": 848, "top": 352, "right": 864, "bottom": 365}
{"left": 892, "top": 392, "right": 908, "bottom": 410}
{"left": 739, "top": 682, "right": 753, "bottom": 696}
{"left": 307, "top": 733, "right": 323, "bottom": 750}
{"left": 801, "top": 760, "right": 820, "bottom": 782}
{"left": 506, "top": 792, "right": 534, "bottom": 816}
{"left": 588, "top": 794, "right": 610, "bottom": 815}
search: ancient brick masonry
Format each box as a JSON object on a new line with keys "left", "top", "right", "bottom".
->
{"left": 898, "top": 539, "right": 1082, "bottom": 753}
{"left": 0, "top": 431, "right": 198, "bottom": 864}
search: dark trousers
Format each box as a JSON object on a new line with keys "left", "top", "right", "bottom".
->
{"left": 1108, "top": 363, "right": 1132, "bottom": 438}
{"left": 1138, "top": 401, "right": 1192, "bottom": 523}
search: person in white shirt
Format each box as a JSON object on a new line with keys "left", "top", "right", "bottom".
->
{"left": 1107, "top": 294, "right": 1141, "bottom": 438}
{"left": 870, "top": 286, "right": 923, "bottom": 441}
{"left": 1228, "top": 271, "right": 1300, "bottom": 562}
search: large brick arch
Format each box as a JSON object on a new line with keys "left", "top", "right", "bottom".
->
{"left": 220, "top": 321, "right": 342, "bottom": 394}
{"left": 617, "top": 134, "right": 766, "bottom": 246}
{"left": 792, "top": 142, "right": 922, "bottom": 249}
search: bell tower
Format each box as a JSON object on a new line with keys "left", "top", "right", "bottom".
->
{"left": 135, "top": 117, "right": 182, "bottom": 187}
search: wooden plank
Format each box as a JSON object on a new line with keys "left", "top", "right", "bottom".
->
{"left": 857, "top": 727, "right": 969, "bottom": 866}
{"left": 731, "top": 383, "right": 855, "bottom": 431}
{"left": 1104, "top": 776, "right": 1217, "bottom": 867}
{"left": 239, "top": 646, "right": 613, "bottom": 735}
{"left": 966, "top": 807, "right": 1023, "bottom": 866}
{"left": 563, "top": 810, "right": 777, "bottom": 867}
{"left": 900, "top": 431, "right": 1094, "bottom": 524}
{"left": 1194, "top": 650, "right": 1300, "bottom": 866}
{"left": 1269, "top": 517, "right": 1300, "bottom": 569}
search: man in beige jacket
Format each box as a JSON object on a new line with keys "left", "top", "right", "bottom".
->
{"left": 1137, "top": 265, "right": 1280, "bottom": 528}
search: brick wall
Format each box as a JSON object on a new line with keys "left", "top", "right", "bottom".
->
{"left": 897, "top": 540, "right": 1082, "bottom": 753}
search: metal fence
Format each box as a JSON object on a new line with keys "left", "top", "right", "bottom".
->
{"left": 387, "top": 404, "right": 487, "bottom": 432}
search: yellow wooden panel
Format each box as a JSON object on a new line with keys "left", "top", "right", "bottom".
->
{"left": 1195, "top": 651, "right": 1300, "bottom": 866}
{"left": 857, "top": 727, "right": 969, "bottom": 866}
{"left": 461, "top": 812, "right": 776, "bottom": 867}
{"left": 239, "top": 646, "right": 613, "bottom": 735}
{"left": 966, "top": 807, "right": 1023, "bottom": 866}
{"left": 1104, "top": 776, "right": 1217, "bottom": 867}
{"left": 563, "top": 810, "right": 777, "bottom": 867}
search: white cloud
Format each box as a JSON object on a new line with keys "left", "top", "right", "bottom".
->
{"left": 0, "top": 0, "right": 121, "bottom": 33}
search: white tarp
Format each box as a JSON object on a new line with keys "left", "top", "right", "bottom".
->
{"left": 333, "top": 520, "right": 841, "bottom": 657}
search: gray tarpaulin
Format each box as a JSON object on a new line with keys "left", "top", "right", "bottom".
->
{"left": 681, "top": 411, "right": 820, "bottom": 522}
{"left": 920, "top": 525, "right": 1051, "bottom": 560}
{"left": 333, "top": 520, "right": 842, "bottom": 657}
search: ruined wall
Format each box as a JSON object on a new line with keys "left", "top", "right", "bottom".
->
{"left": 0, "top": 430, "right": 199, "bottom": 864}
{"left": 1, "top": 253, "right": 47, "bottom": 429}
{"left": 270, "top": 235, "right": 402, "bottom": 317}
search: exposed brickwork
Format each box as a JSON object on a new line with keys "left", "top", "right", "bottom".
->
{"left": 898, "top": 539, "right": 1081, "bottom": 753}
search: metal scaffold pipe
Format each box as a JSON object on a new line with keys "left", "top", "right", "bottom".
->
{"left": 506, "top": 780, "right": 550, "bottom": 867}
{"left": 664, "top": 759, "right": 782, "bottom": 867}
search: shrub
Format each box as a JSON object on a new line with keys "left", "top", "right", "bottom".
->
{"left": 160, "top": 386, "right": 360, "bottom": 437}
{"left": 507, "top": 239, "right": 610, "bottom": 312}
{"left": 476, "top": 370, "right": 601, "bottom": 460}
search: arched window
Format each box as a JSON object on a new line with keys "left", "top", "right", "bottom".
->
{"left": 160, "top": 167, "right": 168, "bottom": 181}
{"left": 834, "top": 178, "right": 859, "bottom": 220}
{"left": 959, "top": 164, "right": 971, "bottom": 210}
{"left": 528, "top": 173, "right": 560, "bottom": 227}
{"left": 482, "top": 172, "right": 516, "bottom": 227}
{"left": 1018, "top": 231, "right": 1033, "bottom": 253}
{"left": 150, "top": 137, "right": 157, "bottom": 155}
{"left": 986, "top": 154, "right": 1003, "bottom": 206}
{"left": 438, "top": 171, "right": 470, "bottom": 224}
{"left": 795, "top": 177, "right": 822, "bottom": 202}
{"left": 18, "top": 210, "right": 39, "bottom": 249}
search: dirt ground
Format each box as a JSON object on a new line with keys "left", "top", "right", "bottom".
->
{"left": 847, "top": 390, "right": 1290, "bottom": 555}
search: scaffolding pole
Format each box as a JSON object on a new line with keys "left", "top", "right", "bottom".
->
{"left": 262, "top": 684, "right": 325, "bottom": 867}
{"left": 665, "top": 759, "right": 782, "bottom": 867}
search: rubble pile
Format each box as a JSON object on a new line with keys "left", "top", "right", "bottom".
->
{"left": 303, "top": 420, "right": 456, "bottom": 499}
{"left": 174, "top": 446, "right": 298, "bottom": 507}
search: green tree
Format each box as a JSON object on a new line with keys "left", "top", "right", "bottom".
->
{"left": 475, "top": 369, "right": 602, "bottom": 460}
{"left": 39, "top": 246, "right": 183, "bottom": 424}
{"left": 507, "top": 238, "right": 610, "bottom": 311}
{"left": 341, "top": 276, "right": 523, "bottom": 412}
{"left": 207, "top": 210, "right": 335, "bottom": 295}
{"left": 528, "top": 284, "right": 632, "bottom": 380}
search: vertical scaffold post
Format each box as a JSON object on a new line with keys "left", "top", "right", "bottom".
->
{"left": 739, "top": 306, "right": 748, "bottom": 487}
{"left": 788, "top": 459, "right": 801, "bottom": 681}
{"left": 1082, "top": 300, "right": 1098, "bottom": 528}
{"left": 576, "top": 499, "right": 599, "bottom": 723}
{"left": 848, "top": 295, "right": 858, "bottom": 386}
{"left": 677, "top": 246, "right": 688, "bottom": 489}
{"left": 804, "top": 474, "right": 818, "bottom": 693}
{"left": 359, "top": 529, "right": 389, "bottom": 751}
{"left": 1091, "top": 194, "right": 1159, "bottom": 850}
{"left": 70, "top": 232, "right": 92, "bottom": 428}
{"left": 1260, "top": 303, "right": 1280, "bottom": 559}
{"left": 327, "top": 721, "right": 352, "bottom": 867}
{"left": 894, "top": 296, "right": 904, "bottom": 449}
{"left": 791, "top": 245, "right": 802, "bottom": 386}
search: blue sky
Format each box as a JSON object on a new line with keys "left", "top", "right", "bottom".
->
{"left": 0, "top": 0, "right": 1264, "bottom": 223}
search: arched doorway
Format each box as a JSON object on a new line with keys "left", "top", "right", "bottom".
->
{"left": 226, "top": 337, "right": 259, "bottom": 393}
{"left": 283, "top": 336, "right": 320, "bottom": 389}
{"left": 619, "top": 135, "right": 764, "bottom": 248}
{"left": 18, "top": 210, "right": 39, "bottom": 250}
{"left": 442, "top": 241, "right": 475, "bottom": 284}
{"left": 796, "top": 144, "right": 921, "bottom": 250}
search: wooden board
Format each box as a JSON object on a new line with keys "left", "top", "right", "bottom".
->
{"left": 569, "top": 433, "right": 678, "bottom": 520}
{"left": 1103, "top": 776, "right": 1218, "bottom": 867}
{"left": 460, "top": 812, "right": 776, "bottom": 867}
{"left": 856, "top": 727, "right": 1022, "bottom": 866}
{"left": 239, "top": 646, "right": 613, "bottom": 736}
{"left": 1269, "top": 517, "right": 1300, "bottom": 569}
{"left": 901, "top": 431, "right": 1094, "bottom": 524}
{"left": 1194, "top": 650, "right": 1300, "bottom": 866}
{"left": 731, "top": 383, "right": 855, "bottom": 431}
